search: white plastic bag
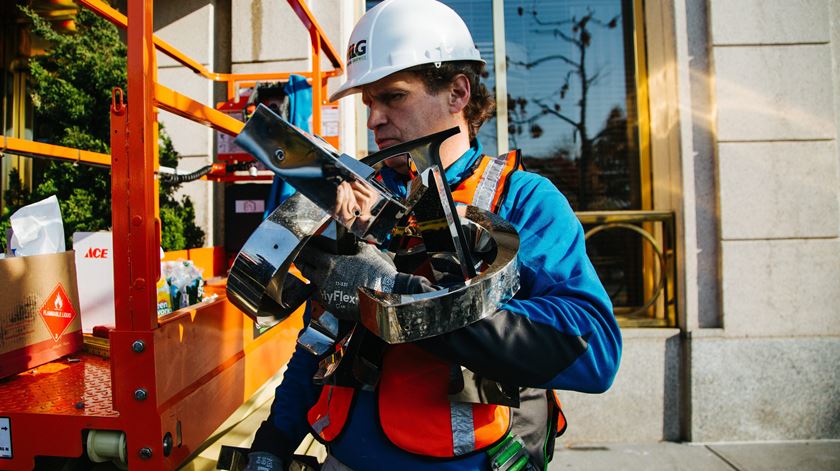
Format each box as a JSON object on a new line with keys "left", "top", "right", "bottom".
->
{"left": 9, "top": 195, "right": 66, "bottom": 256}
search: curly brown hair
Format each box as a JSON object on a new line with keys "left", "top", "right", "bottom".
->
{"left": 405, "top": 61, "right": 495, "bottom": 140}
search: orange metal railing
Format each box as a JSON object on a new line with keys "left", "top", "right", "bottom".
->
{"left": 3, "top": 0, "right": 343, "bottom": 165}
{"left": 0, "top": 2, "right": 344, "bottom": 469}
{"left": 1, "top": 136, "right": 111, "bottom": 166}
{"left": 80, "top": 0, "right": 342, "bottom": 137}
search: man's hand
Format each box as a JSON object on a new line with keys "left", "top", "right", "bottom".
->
{"left": 334, "top": 180, "right": 379, "bottom": 227}
{"left": 244, "top": 451, "right": 284, "bottom": 471}
{"left": 296, "top": 243, "right": 397, "bottom": 320}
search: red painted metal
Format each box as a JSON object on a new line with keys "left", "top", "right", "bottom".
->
{"left": 0, "top": 1, "right": 345, "bottom": 468}
{"left": 78, "top": 0, "right": 343, "bottom": 105}
{"left": 153, "top": 301, "right": 303, "bottom": 468}
{"left": 0, "top": 355, "right": 117, "bottom": 418}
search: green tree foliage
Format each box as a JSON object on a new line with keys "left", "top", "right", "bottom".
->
{"left": 1, "top": 4, "right": 204, "bottom": 252}
{"left": 158, "top": 131, "right": 205, "bottom": 250}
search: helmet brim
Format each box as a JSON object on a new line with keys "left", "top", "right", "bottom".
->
{"left": 328, "top": 58, "right": 485, "bottom": 102}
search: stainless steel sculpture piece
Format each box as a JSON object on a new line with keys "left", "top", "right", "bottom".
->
{"left": 226, "top": 193, "right": 328, "bottom": 327}
{"left": 233, "top": 105, "right": 406, "bottom": 243}
{"left": 227, "top": 104, "right": 521, "bottom": 358}
{"left": 358, "top": 206, "right": 519, "bottom": 344}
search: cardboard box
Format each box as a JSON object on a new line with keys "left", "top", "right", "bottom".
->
{"left": 73, "top": 232, "right": 115, "bottom": 332}
{"left": 0, "top": 251, "right": 83, "bottom": 378}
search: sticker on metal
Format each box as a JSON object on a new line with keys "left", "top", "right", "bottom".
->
{"left": 0, "top": 417, "right": 11, "bottom": 459}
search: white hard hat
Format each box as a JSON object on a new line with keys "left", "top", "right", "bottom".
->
{"left": 329, "top": 0, "right": 484, "bottom": 102}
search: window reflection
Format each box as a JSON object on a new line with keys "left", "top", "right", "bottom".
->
{"left": 505, "top": 0, "right": 639, "bottom": 211}
{"left": 362, "top": 0, "right": 660, "bottom": 324}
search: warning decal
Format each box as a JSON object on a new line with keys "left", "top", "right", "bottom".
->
{"left": 0, "top": 417, "right": 11, "bottom": 459}
{"left": 38, "top": 284, "right": 78, "bottom": 342}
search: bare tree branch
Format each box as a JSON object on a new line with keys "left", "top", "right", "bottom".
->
{"left": 509, "top": 53, "right": 580, "bottom": 70}
{"left": 528, "top": 27, "right": 583, "bottom": 49}
{"left": 586, "top": 67, "right": 605, "bottom": 87}
{"left": 530, "top": 12, "right": 573, "bottom": 28}
{"left": 590, "top": 15, "right": 620, "bottom": 29}
{"left": 534, "top": 100, "right": 582, "bottom": 131}
{"left": 508, "top": 112, "right": 544, "bottom": 126}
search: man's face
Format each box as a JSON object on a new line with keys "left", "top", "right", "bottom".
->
{"left": 362, "top": 71, "right": 454, "bottom": 173}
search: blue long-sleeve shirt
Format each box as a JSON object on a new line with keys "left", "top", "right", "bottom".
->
{"left": 250, "top": 143, "right": 622, "bottom": 469}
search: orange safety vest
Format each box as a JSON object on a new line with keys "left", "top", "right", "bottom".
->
{"left": 308, "top": 150, "right": 563, "bottom": 457}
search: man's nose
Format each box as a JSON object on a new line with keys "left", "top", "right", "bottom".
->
{"left": 367, "top": 103, "right": 387, "bottom": 130}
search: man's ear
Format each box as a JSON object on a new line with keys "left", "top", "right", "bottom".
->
{"left": 448, "top": 74, "right": 471, "bottom": 114}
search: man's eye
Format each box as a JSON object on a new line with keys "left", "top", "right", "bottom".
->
{"left": 384, "top": 93, "right": 405, "bottom": 103}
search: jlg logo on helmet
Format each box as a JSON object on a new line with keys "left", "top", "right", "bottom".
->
{"left": 347, "top": 40, "right": 367, "bottom": 64}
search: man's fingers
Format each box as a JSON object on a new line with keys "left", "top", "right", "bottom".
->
{"left": 350, "top": 181, "right": 376, "bottom": 216}
{"left": 335, "top": 182, "right": 361, "bottom": 222}
{"left": 350, "top": 180, "right": 375, "bottom": 198}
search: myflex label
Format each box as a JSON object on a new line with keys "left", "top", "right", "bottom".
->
{"left": 0, "top": 417, "right": 11, "bottom": 459}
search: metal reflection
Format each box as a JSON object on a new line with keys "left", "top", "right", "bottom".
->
{"left": 227, "top": 108, "right": 522, "bottom": 387}
{"left": 234, "top": 104, "right": 406, "bottom": 243}
{"left": 358, "top": 207, "right": 519, "bottom": 344}
{"left": 226, "top": 193, "right": 328, "bottom": 327}
{"left": 577, "top": 210, "right": 677, "bottom": 327}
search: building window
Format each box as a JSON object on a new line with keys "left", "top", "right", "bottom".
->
{"left": 363, "top": 1, "right": 672, "bottom": 327}
{"left": 504, "top": 0, "right": 641, "bottom": 211}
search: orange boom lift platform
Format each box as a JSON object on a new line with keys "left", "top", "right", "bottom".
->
{"left": 0, "top": 1, "right": 342, "bottom": 469}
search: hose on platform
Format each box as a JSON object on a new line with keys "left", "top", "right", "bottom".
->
{"left": 159, "top": 161, "right": 255, "bottom": 183}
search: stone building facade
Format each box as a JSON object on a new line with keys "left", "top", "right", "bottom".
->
{"left": 150, "top": 0, "right": 840, "bottom": 444}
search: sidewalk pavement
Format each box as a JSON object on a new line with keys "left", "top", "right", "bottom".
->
{"left": 181, "top": 383, "right": 840, "bottom": 470}
{"left": 548, "top": 440, "right": 840, "bottom": 471}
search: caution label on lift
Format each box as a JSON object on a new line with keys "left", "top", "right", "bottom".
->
{"left": 0, "top": 417, "right": 11, "bottom": 459}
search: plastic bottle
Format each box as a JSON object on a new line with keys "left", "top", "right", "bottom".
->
{"left": 156, "top": 276, "right": 173, "bottom": 316}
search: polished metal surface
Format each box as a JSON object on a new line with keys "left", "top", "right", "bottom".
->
{"left": 229, "top": 118, "right": 521, "bottom": 358}
{"left": 234, "top": 104, "right": 405, "bottom": 243}
{"left": 226, "top": 193, "right": 329, "bottom": 327}
{"left": 408, "top": 166, "right": 476, "bottom": 280}
{"left": 312, "top": 324, "right": 386, "bottom": 389}
{"left": 297, "top": 325, "right": 336, "bottom": 357}
{"left": 357, "top": 206, "right": 520, "bottom": 344}
{"left": 297, "top": 311, "right": 341, "bottom": 357}
{"left": 361, "top": 126, "right": 460, "bottom": 174}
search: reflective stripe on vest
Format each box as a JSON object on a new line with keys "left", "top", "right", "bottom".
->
{"left": 452, "top": 150, "right": 521, "bottom": 213}
{"left": 451, "top": 401, "right": 475, "bottom": 455}
{"left": 306, "top": 150, "right": 522, "bottom": 455}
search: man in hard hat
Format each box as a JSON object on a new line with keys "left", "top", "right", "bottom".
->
{"left": 245, "top": 1, "right": 621, "bottom": 469}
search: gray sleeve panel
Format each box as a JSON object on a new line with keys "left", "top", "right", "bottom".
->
{"left": 417, "top": 309, "right": 589, "bottom": 387}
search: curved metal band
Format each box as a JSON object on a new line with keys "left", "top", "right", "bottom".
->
{"left": 357, "top": 206, "right": 520, "bottom": 344}
{"left": 226, "top": 193, "right": 329, "bottom": 327}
